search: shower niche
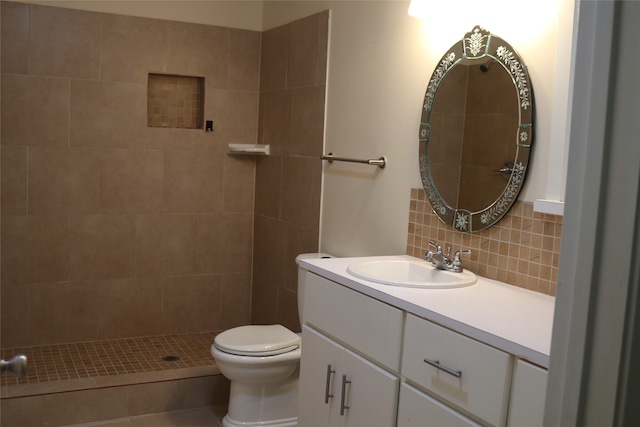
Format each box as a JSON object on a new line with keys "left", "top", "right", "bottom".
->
{"left": 147, "top": 73, "right": 205, "bottom": 129}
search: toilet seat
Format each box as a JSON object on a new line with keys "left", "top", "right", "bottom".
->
{"left": 214, "top": 324, "right": 301, "bottom": 357}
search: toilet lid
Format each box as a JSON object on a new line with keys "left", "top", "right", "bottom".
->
{"left": 214, "top": 324, "right": 301, "bottom": 356}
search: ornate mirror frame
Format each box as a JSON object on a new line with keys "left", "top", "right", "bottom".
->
{"left": 419, "top": 26, "right": 534, "bottom": 232}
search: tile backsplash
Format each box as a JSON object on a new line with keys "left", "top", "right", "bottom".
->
{"left": 407, "top": 188, "right": 561, "bottom": 296}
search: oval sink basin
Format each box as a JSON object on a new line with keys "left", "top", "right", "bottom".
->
{"left": 347, "top": 259, "right": 476, "bottom": 289}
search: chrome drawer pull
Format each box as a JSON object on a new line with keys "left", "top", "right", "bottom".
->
{"left": 340, "top": 374, "right": 351, "bottom": 415}
{"left": 423, "top": 357, "right": 462, "bottom": 378}
{"left": 325, "top": 364, "right": 335, "bottom": 403}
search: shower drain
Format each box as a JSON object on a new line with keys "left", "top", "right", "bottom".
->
{"left": 162, "top": 355, "right": 181, "bottom": 362}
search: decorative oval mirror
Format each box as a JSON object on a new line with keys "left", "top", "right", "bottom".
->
{"left": 419, "top": 26, "right": 534, "bottom": 232}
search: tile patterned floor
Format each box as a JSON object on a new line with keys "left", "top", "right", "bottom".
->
{"left": 1, "top": 332, "right": 217, "bottom": 393}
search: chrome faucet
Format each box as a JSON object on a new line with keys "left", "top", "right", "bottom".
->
{"left": 425, "top": 241, "right": 471, "bottom": 273}
{"left": 425, "top": 241, "right": 449, "bottom": 270}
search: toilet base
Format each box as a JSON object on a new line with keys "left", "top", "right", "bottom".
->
{"left": 222, "top": 414, "right": 297, "bottom": 427}
{"left": 223, "top": 377, "right": 299, "bottom": 427}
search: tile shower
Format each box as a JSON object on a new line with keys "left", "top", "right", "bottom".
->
{"left": 0, "top": 2, "right": 327, "bottom": 425}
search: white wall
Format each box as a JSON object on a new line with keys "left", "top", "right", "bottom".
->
{"left": 264, "top": 0, "right": 575, "bottom": 256}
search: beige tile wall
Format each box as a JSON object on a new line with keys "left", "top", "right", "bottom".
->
{"left": 0, "top": 2, "right": 261, "bottom": 346}
{"left": 407, "top": 188, "right": 562, "bottom": 296}
{"left": 251, "top": 12, "right": 329, "bottom": 331}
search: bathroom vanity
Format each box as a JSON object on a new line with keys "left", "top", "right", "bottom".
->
{"left": 297, "top": 255, "right": 554, "bottom": 427}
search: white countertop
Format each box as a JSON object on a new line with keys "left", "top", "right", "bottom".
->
{"left": 298, "top": 255, "right": 555, "bottom": 368}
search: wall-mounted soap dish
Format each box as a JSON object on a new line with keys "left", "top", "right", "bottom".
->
{"left": 227, "top": 144, "right": 270, "bottom": 156}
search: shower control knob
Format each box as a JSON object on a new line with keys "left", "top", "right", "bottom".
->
{"left": 1, "top": 354, "right": 27, "bottom": 378}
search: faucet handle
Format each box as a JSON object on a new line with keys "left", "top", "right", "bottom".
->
{"left": 451, "top": 249, "right": 471, "bottom": 272}
{"left": 453, "top": 249, "right": 472, "bottom": 261}
{"left": 425, "top": 241, "right": 441, "bottom": 263}
{"left": 429, "top": 241, "right": 442, "bottom": 253}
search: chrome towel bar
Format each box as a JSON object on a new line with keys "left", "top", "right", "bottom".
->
{"left": 320, "top": 153, "right": 386, "bottom": 169}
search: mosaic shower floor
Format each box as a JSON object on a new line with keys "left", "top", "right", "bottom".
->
{"left": 1, "top": 332, "right": 218, "bottom": 398}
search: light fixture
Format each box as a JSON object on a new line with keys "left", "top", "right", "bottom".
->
{"left": 408, "top": 0, "right": 562, "bottom": 50}
{"left": 408, "top": 0, "right": 428, "bottom": 18}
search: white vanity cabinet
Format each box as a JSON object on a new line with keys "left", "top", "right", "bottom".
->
{"left": 506, "top": 359, "right": 548, "bottom": 427}
{"left": 299, "top": 272, "right": 403, "bottom": 427}
{"left": 297, "top": 260, "right": 553, "bottom": 427}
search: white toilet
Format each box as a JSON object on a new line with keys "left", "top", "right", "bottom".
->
{"left": 211, "top": 253, "right": 330, "bottom": 427}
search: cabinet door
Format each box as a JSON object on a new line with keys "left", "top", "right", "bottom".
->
{"left": 299, "top": 325, "right": 400, "bottom": 427}
{"left": 397, "top": 383, "right": 481, "bottom": 427}
{"left": 299, "top": 325, "right": 344, "bottom": 427}
{"left": 507, "top": 360, "right": 548, "bottom": 427}
{"left": 340, "top": 348, "right": 399, "bottom": 427}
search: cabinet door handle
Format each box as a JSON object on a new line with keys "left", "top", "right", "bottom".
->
{"left": 423, "top": 357, "right": 462, "bottom": 378}
{"left": 324, "top": 364, "right": 335, "bottom": 403}
{"left": 340, "top": 374, "right": 351, "bottom": 415}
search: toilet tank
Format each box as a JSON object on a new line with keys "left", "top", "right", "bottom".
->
{"left": 295, "top": 253, "right": 333, "bottom": 326}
